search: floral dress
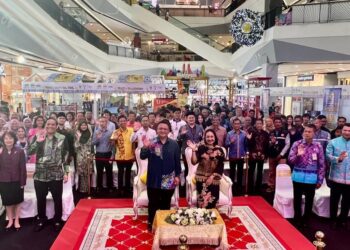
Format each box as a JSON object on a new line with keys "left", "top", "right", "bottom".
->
{"left": 195, "top": 145, "right": 224, "bottom": 209}
{"left": 74, "top": 136, "right": 93, "bottom": 193}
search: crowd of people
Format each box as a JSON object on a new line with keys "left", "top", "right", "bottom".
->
{"left": 0, "top": 102, "right": 349, "bottom": 232}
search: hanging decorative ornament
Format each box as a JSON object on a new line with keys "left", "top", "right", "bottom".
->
{"left": 230, "top": 9, "right": 264, "bottom": 47}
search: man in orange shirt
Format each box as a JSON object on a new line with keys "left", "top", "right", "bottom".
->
{"left": 111, "top": 115, "right": 135, "bottom": 197}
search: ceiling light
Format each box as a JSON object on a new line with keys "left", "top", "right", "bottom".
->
{"left": 16, "top": 55, "right": 26, "bottom": 64}
{"left": 244, "top": 75, "right": 249, "bottom": 80}
{"left": 38, "top": 65, "right": 44, "bottom": 69}
{"left": 97, "top": 29, "right": 100, "bottom": 32}
{"left": 233, "top": 78, "right": 238, "bottom": 83}
{"left": 103, "top": 33, "right": 106, "bottom": 36}
{"left": 219, "top": 36, "right": 222, "bottom": 38}
{"left": 58, "top": 66, "right": 62, "bottom": 71}
{"left": 89, "top": 23, "right": 93, "bottom": 26}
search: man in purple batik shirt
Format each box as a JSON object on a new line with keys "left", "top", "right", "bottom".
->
{"left": 288, "top": 124, "right": 326, "bottom": 228}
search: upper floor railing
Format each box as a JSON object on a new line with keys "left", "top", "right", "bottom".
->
{"left": 291, "top": 0, "right": 350, "bottom": 24}
{"left": 139, "top": 0, "right": 245, "bottom": 17}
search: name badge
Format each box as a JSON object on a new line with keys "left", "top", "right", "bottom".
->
{"left": 312, "top": 153, "right": 317, "bottom": 161}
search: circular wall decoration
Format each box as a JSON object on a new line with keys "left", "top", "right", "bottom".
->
{"left": 230, "top": 9, "right": 264, "bottom": 47}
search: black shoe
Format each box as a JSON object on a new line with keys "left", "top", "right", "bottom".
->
{"left": 4, "top": 225, "right": 13, "bottom": 232}
{"left": 15, "top": 226, "right": 21, "bottom": 232}
{"left": 53, "top": 222, "right": 62, "bottom": 232}
{"left": 147, "top": 223, "right": 152, "bottom": 232}
{"left": 34, "top": 222, "right": 45, "bottom": 232}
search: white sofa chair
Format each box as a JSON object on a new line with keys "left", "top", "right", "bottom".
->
{"left": 185, "top": 147, "right": 233, "bottom": 216}
{"left": 19, "top": 164, "right": 75, "bottom": 221}
{"left": 273, "top": 164, "right": 304, "bottom": 218}
{"left": 133, "top": 148, "right": 179, "bottom": 219}
{"left": 313, "top": 178, "right": 331, "bottom": 217}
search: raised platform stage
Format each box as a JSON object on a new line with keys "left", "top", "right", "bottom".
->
{"left": 51, "top": 197, "right": 314, "bottom": 250}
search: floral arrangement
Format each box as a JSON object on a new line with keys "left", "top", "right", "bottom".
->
{"left": 165, "top": 208, "right": 217, "bottom": 226}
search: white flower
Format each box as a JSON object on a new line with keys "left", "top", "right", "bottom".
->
{"left": 175, "top": 219, "right": 181, "bottom": 225}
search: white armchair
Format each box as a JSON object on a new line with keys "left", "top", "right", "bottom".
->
{"left": 133, "top": 148, "right": 179, "bottom": 219}
{"left": 273, "top": 164, "right": 304, "bottom": 218}
{"left": 185, "top": 147, "right": 233, "bottom": 216}
{"left": 313, "top": 178, "right": 330, "bottom": 217}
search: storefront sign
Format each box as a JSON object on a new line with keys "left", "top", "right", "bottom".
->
{"left": 297, "top": 75, "right": 314, "bottom": 82}
{"left": 176, "top": 73, "right": 197, "bottom": 78}
{"left": 153, "top": 98, "right": 177, "bottom": 111}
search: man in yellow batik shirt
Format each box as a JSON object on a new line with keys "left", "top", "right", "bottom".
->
{"left": 111, "top": 115, "right": 135, "bottom": 197}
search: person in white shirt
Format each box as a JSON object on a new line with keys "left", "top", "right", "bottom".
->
{"left": 132, "top": 115, "right": 157, "bottom": 149}
{"left": 170, "top": 108, "right": 186, "bottom": 140}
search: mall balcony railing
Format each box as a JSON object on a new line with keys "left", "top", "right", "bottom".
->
{"left": 290, "top": 0, "right": 350, "bottom": 24}
{"left": 34, "top": 0, "right": 142, "bottom": 59}
{"left": 140, "top": 0, "right": 245, "bottom": 17}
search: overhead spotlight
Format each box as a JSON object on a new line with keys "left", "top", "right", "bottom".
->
{"left": 16, "top": 55, "right": 26, "bottom": 64}
{"left": 233, "top": 78, "right": 238, "bottom": 83}
{"left": 58, "top": 66, "right": 62, "bottom": 71}
{"left": 244, "top": 75, "right": 249, "bottom": 80}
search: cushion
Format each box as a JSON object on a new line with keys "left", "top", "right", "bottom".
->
{"left": 140, "top": 172, "right": 147, "bottom": 184}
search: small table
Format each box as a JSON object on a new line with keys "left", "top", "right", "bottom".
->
{"left": 152, "top": 209, "right": 228, "bottom": 250}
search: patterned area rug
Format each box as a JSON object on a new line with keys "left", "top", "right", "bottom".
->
{"left": 80, "top": 207, "right": 285, "bottom": 250}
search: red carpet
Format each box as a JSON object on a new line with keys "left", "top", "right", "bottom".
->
{"left": 51, "top": 197, "right": 314, "bottom": 250}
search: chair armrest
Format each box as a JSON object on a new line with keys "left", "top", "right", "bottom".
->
{"left": 133, "top": 176, "right": 146, "bottom": 202}
{"left": 186, "top": 175, "right": 195, "bottom": 204}
{"left": 220, "top": 174, "right": 233, "bottom": 202}
{"left": 173, "top": 186, "right": 180, "bottom": 208}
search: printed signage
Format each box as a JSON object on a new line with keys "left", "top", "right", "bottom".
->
{"left": 297, "top": 75, "right": 314, "bottom": 82}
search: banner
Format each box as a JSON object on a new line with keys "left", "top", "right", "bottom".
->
{"left": 117, "top": 75, "right": 164, "bottom": 84}
{"left": 261, "top": 88, "right": 270, "bottom": 114}
{"left": 153, "top": 98, "right": 177, "bottom": 111}
{"left": 46, "top": 104, "right": 77, "bottom": 112}
{"left": 323, "top": 88, "right": 342, "bottom": 126}
{"left": 177, "top": 79, "right": 190, "bottom": 107}
{"left": 22, "top": 82, "right": 165, "bottom": 94}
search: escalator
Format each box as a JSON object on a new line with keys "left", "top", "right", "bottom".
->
{"left": 86, "top": 0, "right": 232, "bottom": 70}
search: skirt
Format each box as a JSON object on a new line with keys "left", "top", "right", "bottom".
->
{"left": 0, "top": 181, "right": 24, "bottom": 206}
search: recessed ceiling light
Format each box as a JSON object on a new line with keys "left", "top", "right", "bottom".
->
{"left": 219, "top": 36, "right": 222, "bottom": 38}
{"left": 16, "top": 55, "right": 26, "bottom": 64}
{"left": 89, "top": 23, "right": 93, "bottom": 26}
{"left": 97, "top": 29, "right": 100, "bottom": 32}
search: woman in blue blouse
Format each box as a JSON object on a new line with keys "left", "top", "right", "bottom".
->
{"left": 140, "top": 119, "right": 181, "bottom": 230}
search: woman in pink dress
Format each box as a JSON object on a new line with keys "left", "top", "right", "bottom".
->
{"left": 27, "top": 116, "right": 45, "bottom": 163}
